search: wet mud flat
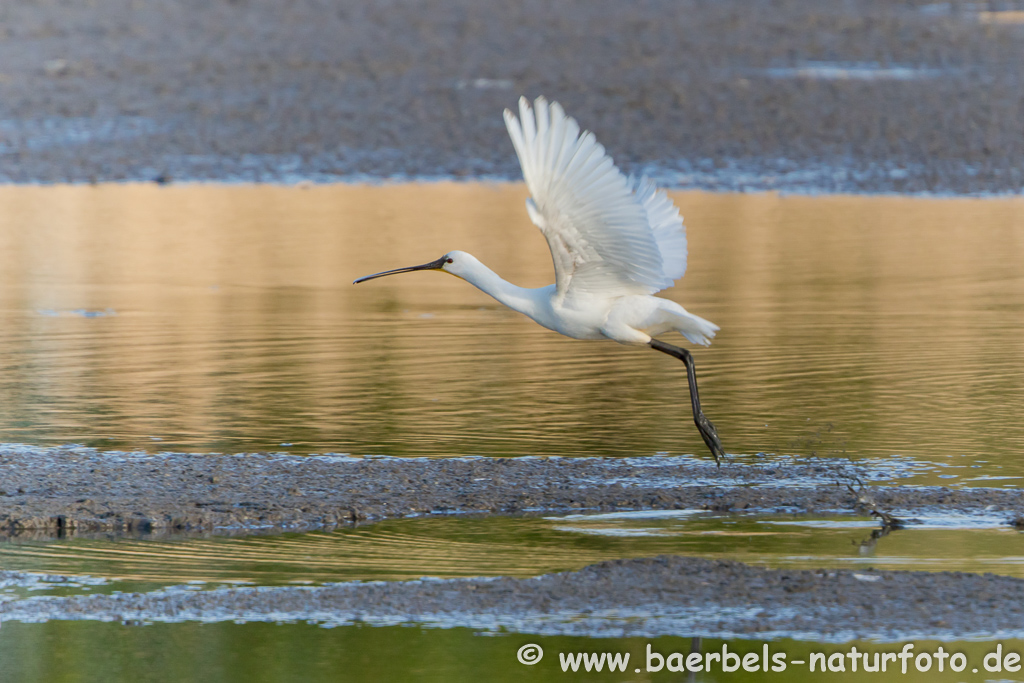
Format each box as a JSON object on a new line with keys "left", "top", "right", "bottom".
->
{"left": 2, "top": 0, "right": 1024, "bottom": 193}
{"left": 1, "top": 447, "right": 1022, "bottom": 638}
{"left": 1, "top": 555, "right": 1020, "bottom": 641}
{"left": 0, "top": 445, "right": 1021, "bottom": 537}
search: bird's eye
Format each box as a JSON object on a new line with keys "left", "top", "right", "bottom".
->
{"left": 446, "top": 258, "right": 454, "bottom": 264}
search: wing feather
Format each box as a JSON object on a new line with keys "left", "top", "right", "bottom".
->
{"left": 632, "top": 175, "right": 688, "bottom": 282}
{"left": 504, "top": 96, "right": 687, "bottom": 298}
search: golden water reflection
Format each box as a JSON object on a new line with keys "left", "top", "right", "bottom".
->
{"left": 0, "top": 184, "right": 1022, "bottom": 482}
{"left": 1, "top": 513, "right": 1022, "bottom": 586}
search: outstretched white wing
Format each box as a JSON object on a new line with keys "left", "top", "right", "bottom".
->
{"left": 503, "top": 96, "right": 687, "bottom": 299}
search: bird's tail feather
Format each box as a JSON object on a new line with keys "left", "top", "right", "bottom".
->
{"left": 671, "top": 309, "right": 719, "bottom": 347}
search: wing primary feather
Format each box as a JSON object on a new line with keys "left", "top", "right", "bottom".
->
{"left": 503, "top": 109, "right": 527, "bottom": 167}
{"left": 506, "top": 96, "right": 685, "bottom": 296}
{"left": 535, "top": 97, "right": 551, "bottom": 190}
{"left": 546, "top": 104, "right": 567, "bottom": 186}
{"left": 548, "top": 102, "right": 575, "bottom": 180}
{"left": 555, "top": 120, "right": 578, "bottom": 179}
{"left": 560, "top": 132, "right": 602, "bottom": 181}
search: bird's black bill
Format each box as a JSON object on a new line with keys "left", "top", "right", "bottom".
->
{"left": 353, "top": 256, "right": 448, "bottom": 284}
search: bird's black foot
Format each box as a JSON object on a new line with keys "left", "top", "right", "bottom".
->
{"left": 696, "top": 414, "right": 725, "bottom": 464}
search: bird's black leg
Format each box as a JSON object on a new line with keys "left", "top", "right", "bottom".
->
{"left": 649, "top": 339, "right": 725, "bottom": 464}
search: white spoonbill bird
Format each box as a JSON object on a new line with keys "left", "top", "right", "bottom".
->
{"left": 355, "top": 96, "right": 725, "bottom": 461}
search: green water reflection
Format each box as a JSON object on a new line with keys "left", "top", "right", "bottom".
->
{"left": 1, "top": 511, "right": 1022, "bottom": 589}
{"left": 0, "top": 622, "right": 1017, "bottom": 683}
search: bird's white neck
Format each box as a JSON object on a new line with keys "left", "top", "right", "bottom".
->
{"left": 449, "top": 253, "right": 549, "bottom": 319}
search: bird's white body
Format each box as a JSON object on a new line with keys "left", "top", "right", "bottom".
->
{"left": 443, "top": 250, "right": 717, "bottom": 346}
{"left": 438, "top": 96, "right": 718, "bottom": 348}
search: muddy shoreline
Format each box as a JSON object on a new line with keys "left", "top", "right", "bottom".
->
{"left": 2, "top": 555, "right": 1021, "bottom": 642}
{"left": 0, "top": 445, "right": 1021, "bottom": 538}
{"left": 1, "top": 0, "right": 1023, "bottom": 193}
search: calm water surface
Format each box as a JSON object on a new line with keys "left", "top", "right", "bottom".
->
{"left": 0, "top": 184, "right": 1022, "bottom": 484}
{"left": 2, "top": 183, "right": 1024, "bottom": 679}
{"left": 0, "top": 511, "right": 1022, "bottom": 586}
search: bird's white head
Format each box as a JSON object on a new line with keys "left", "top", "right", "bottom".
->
{"left": 353, "top": 250, "right": 477, "bottom": 284}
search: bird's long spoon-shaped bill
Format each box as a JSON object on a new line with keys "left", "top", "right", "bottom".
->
{"left": 353, "top": 256, "right": 448, "bottom": 284}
